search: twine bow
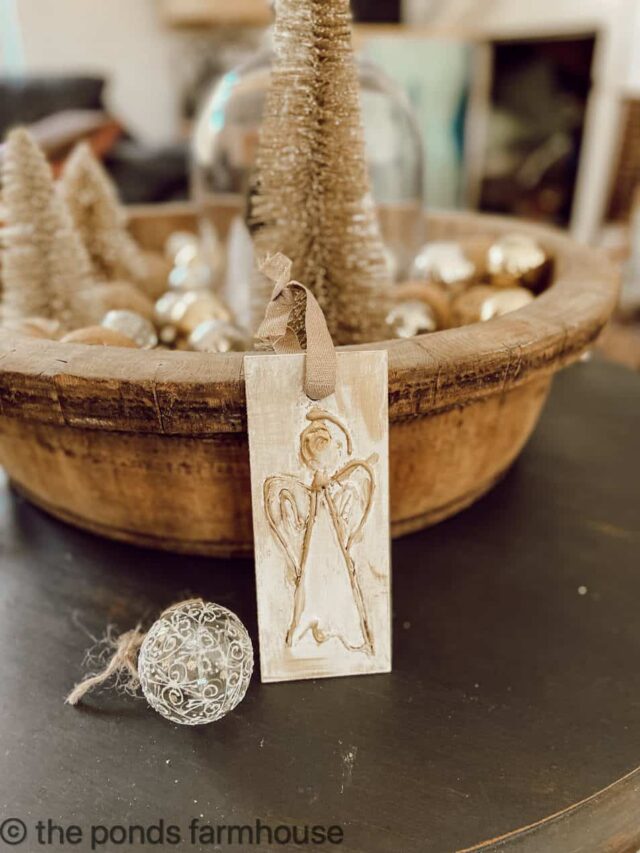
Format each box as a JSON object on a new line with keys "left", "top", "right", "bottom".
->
{"left": 256, "top": 254, "right": 337, "bottom": 401}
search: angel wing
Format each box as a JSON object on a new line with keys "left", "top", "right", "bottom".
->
{"left": 328, "top": 456, "right": 377, "bottom": 552}
{"left": 263, "top": 475, "right": 312, "bottom": 585}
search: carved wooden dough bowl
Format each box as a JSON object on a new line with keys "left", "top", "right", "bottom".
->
{"left": 0, "top": 204, "right": 618, "bottom": 556}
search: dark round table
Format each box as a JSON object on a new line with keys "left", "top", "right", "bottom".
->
{"left": 0, "top": 360, "right": 638, "bottom": 852}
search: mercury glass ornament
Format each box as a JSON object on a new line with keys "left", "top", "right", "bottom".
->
{"left": 479, "top": 287, "right": 534, "bottom": 322}
{"left": 165, "top": 231, "right": 200, "bottom": 262}
{"left": 451, "top": 285, "right": 534, "bottom": 326}
{"left": 159, "top": 325, "right": 178, "bottom": 346}
{"left": 487, "top": 234, "right": 551, "bottom": 293}
{"left": 410, "top": 241, "right": 476, "bottom": 291}
{"left": 101, "top": 310, "right": 158, "bottom": 349}
{"left": 174, "top": 242, "right": 200, "bottom": 268}
{"left": 386, "top": 300, "right": 437, "bottom": 339}
{"left": 451, "top": 286, "right": 496, "bottom": 327}
{"left": 168, "top": 262, "right": 213, "bottom": 292}
{"left": 165, "top": 229, "right": 225, "bottom": 292}
{"left": 394, "top": 281, "right": 452, "bottom": 330}
{"left": 61, "top": 326, "right": 140, "bottom": 348}
{"left": 192, "top": 45, "right": 425, "bottom": 278}
{"left": 154, "top": 291, "right": 188, "bottom": 327}
{"left": 189, "top": 319, "right": 252, "bottom": 353}
{"left": 177, "top": 292, "right": 233, "bottom": 335}
{"left": 138, "top": 600, "right": 254, "bottom": 726}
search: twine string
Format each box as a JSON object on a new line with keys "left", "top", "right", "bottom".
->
{"left": 65, "top": 627, "right": 145, "bottom": 706}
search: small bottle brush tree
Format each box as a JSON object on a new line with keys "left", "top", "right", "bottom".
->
{"left": 248, "top": 0, "right": 392, "bottom": 345}
{"left": 60, "top": 142, "right": 148, "bottom": 284}
{"left": 0, "top": 128, "right": 94, "bottom": 329}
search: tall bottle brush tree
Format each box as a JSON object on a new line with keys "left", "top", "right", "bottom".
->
{"left": 249, "top": 0, "right": 392, "bottom": 345}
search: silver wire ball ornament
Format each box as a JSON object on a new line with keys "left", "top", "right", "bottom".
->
{"left": 138, "top": 600, "right": 254, "bottom": 726}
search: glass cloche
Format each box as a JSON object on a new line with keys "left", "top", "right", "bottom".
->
{"left": 191, "top": 37, "right": 426, "bottom": 283}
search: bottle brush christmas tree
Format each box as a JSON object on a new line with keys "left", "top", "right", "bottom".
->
{"left": 0, "top": 128, "right": 95, "bottom": 329}
{"left": 60, "top": 142, "right": 148, "bottom": 284}
{"left": 248, "top": 0, "right": 392, "bottom": 345}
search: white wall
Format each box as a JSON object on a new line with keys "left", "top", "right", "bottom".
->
{"left": 4, "top": 0, "right": 185, "bottom": 145}
{"left": 625, "top": 0, "right": 640, "bottom": 91}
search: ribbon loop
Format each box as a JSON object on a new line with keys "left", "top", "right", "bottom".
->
{"left": 260, "top": 253, "right": 293, "bottom": 294}
{"left": 257, "top": 253, "right": 337, "bottom": 401}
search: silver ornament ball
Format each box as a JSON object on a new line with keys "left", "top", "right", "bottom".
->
{"left": 189, "top": 319, "right": 252, "bottom": 353}
{"left": 138, "top": 600, "right": 254, "bottom": 726}
{"left": 101, "top": 310, "right": 158, "bottom": 349}
{"left": 154, "top": 291, "right": 189, "bottom": 327}
{"left": 410, "top": 241, "right": 476, "bottom": 289}
{"left": 386, "top": 300, "right": 437, "bottom": 339}
{"left": 165, "top": 230, "right": 200, "bottom": 262}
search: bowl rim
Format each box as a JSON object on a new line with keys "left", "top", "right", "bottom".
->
{"left": 0, "top": 207, "right": 618, "bottom": 434}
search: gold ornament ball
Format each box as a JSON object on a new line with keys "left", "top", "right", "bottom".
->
{"left": 394, "top": 281, "right": 452, "bottom": 330}
{"left": 479, "top": 287, "right": 534, "bottom": 322}
{"left": 487, "top": 234, "right": 552, "bottom": 292}
{"left": 188, "top": 319, "right": 252, "bottom": 353}
{"left": 451, "top": 285, "right": 534, "bottom": 326}
{"left": 386, "top": 300, "right": 437, "bottom": 339}
{"left": 450, "top": 286, "right": 498, "bottom": 327}
{"left": 101, "top": 310, "right": 158, "bottom": 349}
{"left": 177, "top": 293, "right": 233, "bottom": 336}
{"left": 154, "top": 290, "right": 232, "bottom": 340}
{"left": 410, "top": 241, "right": 476, "bottom": 291}
{"left": 61, "top": 326, "right": 140, "bottom": 348}
{"left": 159, "top": 325, "right": 178, "bottom": 346}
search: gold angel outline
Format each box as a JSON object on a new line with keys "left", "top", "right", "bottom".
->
{"left": 263, "top": 408, "right": 377, "bottom": 656}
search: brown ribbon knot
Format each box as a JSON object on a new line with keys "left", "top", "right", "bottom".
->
{"left": 256, "top": 253, "right": 337, "bottom": 401}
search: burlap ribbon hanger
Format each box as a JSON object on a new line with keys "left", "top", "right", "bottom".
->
{"left": 256, "top": 254, "right": 337, "bottom": 401}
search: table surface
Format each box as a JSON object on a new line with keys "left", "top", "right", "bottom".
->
{"left": 0, "top": 360, "right": 639, "bottom": 853}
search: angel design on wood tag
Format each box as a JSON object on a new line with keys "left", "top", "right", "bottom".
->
{"left": 264, "top": 408, "right": 378, "bottom": 656}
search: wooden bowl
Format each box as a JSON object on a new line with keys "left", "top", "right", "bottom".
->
{"left": 0, "top": 203, "right": 618, "bottom": 556}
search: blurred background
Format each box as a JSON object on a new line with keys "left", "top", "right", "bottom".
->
{"left": 1, "top": 0, "right": 640, "bottom": 364}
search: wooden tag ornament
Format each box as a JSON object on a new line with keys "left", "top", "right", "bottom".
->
{"left": 245, "top": 255, "right": 392, "bottom": 683}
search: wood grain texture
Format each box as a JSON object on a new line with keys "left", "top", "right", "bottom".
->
{"left": 0, "top": 203, "right": 619, "bottom": 555}
{"left": 0, "top": 362, "right": 639, "bottom": 853}
{"left": 246, "top": 352, "right": 391, "bottom": 682}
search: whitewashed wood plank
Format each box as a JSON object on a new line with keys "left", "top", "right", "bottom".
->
{"left": 245, "top": 351, "right": 392, "bottom": 683}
